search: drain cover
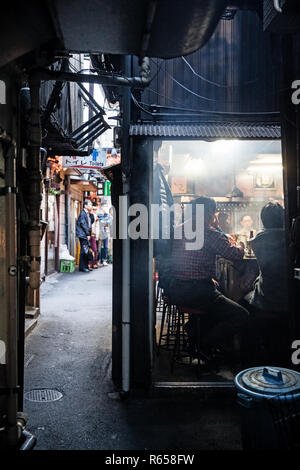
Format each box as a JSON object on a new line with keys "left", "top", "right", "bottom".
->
{"left": 25, "top": 389, "right": 63, "bottom": 402}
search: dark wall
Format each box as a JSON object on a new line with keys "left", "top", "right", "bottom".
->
{"left": 133, "top": 11, "right": 279, "bottom": 119}
{"left": 40, "top": 58, "right": 84, "bottom": 135}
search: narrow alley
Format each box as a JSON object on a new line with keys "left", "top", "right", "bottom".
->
{"left": 23, "top": 267, "right": 241, "bottom": 450}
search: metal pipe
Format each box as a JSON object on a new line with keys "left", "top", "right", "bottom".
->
{"left": 64, "top": 175, "right": 70, "bottom": 248}
{"left": 36, "top": 60, "right": 151, "bottom": 89}
{"left": 121, "top": 56, "right": 131, "bottom": 397}
{"left": 4, "top": 142, "right": 19, "bottom": 448}
{"left": 28, "top": 74, "right": 42, "bottom": 290}
{"left": 273, "top": 0, "right": 283, "bottom": 13}
{"left": 19, "top": 429, "right": 37, "bottom": 450}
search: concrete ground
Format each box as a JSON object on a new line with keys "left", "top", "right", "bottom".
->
{"left": 23, "top": 265, "right": 242, "bottom": 450}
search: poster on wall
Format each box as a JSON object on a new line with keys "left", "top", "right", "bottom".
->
{"left": 255, "top": 173, "right": 275, "bottom": 189}
{"left": 171, "top": 177, "right": 187, "bottom": 194}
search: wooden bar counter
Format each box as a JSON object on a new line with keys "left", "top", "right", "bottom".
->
{"left": 216, "top": 256, "right": 259, "bottom": 302}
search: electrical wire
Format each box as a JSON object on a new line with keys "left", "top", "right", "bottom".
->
{"left": 142, "top": 90, "right": 279, "bottom": 116}
{"left": 131, "top": 93, "right": 153, "bottom": 116}
{"left": 148, "top": 60, "right": 164, "bottom": 85}
{"left": 165, "top": 70, "right": 217, "bottom": 102}
{"left": 149, "top": 57, "right": 286, "bottom": 104}
{"left": 70, "top": 58, "right": 280, "bottom": 117}
{"left": 181, "top": 56, "right": 228, "bottom": 88}
{"left": 133, "top": 95, "right": 279, "bottom": 117}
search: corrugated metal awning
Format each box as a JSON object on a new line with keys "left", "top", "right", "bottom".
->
{"left": 129, "top": 122, "right": 281, "bottom": 140}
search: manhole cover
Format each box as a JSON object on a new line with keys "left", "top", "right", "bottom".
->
{"left": 24, "top": 389, "right": 63, "bottom": 402}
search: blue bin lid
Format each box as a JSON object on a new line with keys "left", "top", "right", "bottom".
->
{"left": 235, "top": 366, "right": 300, "bottom": 399}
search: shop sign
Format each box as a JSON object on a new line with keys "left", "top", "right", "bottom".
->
{"left": 63, "top": 148, "right": 107, "bottom": 169}
{"left": 97, "top": 181, "right": 111, "bottom": 196}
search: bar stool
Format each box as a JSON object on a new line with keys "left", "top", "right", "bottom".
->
{"left": 157, "top": 294, "right": 179, "bottom": 354}
{"left": 171, "top": 305, "right": 213, "bottom": 376}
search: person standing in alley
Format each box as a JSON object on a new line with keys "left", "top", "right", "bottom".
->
{"left": 76, "top": 199, "right": 93, "bottom": 272}
{"left": 89, "top": 202, "right": 100, "bottom": 269}
{"left": 98, "top": 201, "right": 112, "bottom": 266}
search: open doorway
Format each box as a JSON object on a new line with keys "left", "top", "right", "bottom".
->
{"left": 152, "top": 138, "right": 288, "bottom": 385}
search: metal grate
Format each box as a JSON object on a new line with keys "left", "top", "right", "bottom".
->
{"left": 24, "top": 389, "right": 63, "bottom": 403}
{"left": 130, "top": 123, "right": 281, "bottom": 139}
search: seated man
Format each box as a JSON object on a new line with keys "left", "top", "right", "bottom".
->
{"left": 246, "top": 202, "right": 288, "bottom": 313}
{"left": 243, "top": 202, "right": 289, "bottom": 364}
{"left": 169, "top": 196, "right": 249, "bottom": 359}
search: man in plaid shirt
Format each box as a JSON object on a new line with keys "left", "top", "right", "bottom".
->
{"left": 169, "top": 196, "right": 249, "bottom": 358}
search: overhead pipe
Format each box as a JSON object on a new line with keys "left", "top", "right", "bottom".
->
{"left": 273, "top": 0, "right": 283, "bottom": 13}
{"left": 28, "top": 74, "right": 42, "bottom": 290}
{"left": 36, "top": 57, "right": 151, "bottom": 90}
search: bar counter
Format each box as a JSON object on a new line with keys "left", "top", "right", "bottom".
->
{"left": 216, "top": 256, "right": 259, "bottom": 302}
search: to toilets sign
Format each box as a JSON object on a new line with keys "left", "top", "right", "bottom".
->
{"left": 63, "top": 148, "right": 107, "bottom": 169}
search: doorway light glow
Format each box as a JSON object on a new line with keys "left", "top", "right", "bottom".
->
{"left": 212, "top": 139, "right": 239, "bottom": 155}
{"left": 184, "top": 158, "right": 206, "bottom": 175}
{"left": 247, "top": 154, "right": 283, "bottom": 173}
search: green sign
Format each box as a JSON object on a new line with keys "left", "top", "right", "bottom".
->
{"left": 104, "top": 181, "right": 111, "bottom": 196}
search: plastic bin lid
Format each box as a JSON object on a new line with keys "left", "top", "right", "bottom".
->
{"left": 235, "top": 367, "right": 300, "bottom": 398}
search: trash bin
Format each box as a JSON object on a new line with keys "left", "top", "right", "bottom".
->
{"left": 234, "top": 366, "right": 300, "bottom": 449}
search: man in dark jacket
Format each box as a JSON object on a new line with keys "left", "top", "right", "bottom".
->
{"left": 76, "top": 200, "right": 93, "bottom": 272}
{"left": 244, "top": 202, "right": 289, "bottom": 365}
{"left": 246, "top": 202, "right": 288, "bottom": 313}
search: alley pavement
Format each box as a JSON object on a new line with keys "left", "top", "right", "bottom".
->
{"left": 24, "top": 265, "right": 242, "bottom": 450}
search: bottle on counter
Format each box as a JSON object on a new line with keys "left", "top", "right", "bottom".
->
{"left": 246, "top": 231, "right": 254, "bottom": 257}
